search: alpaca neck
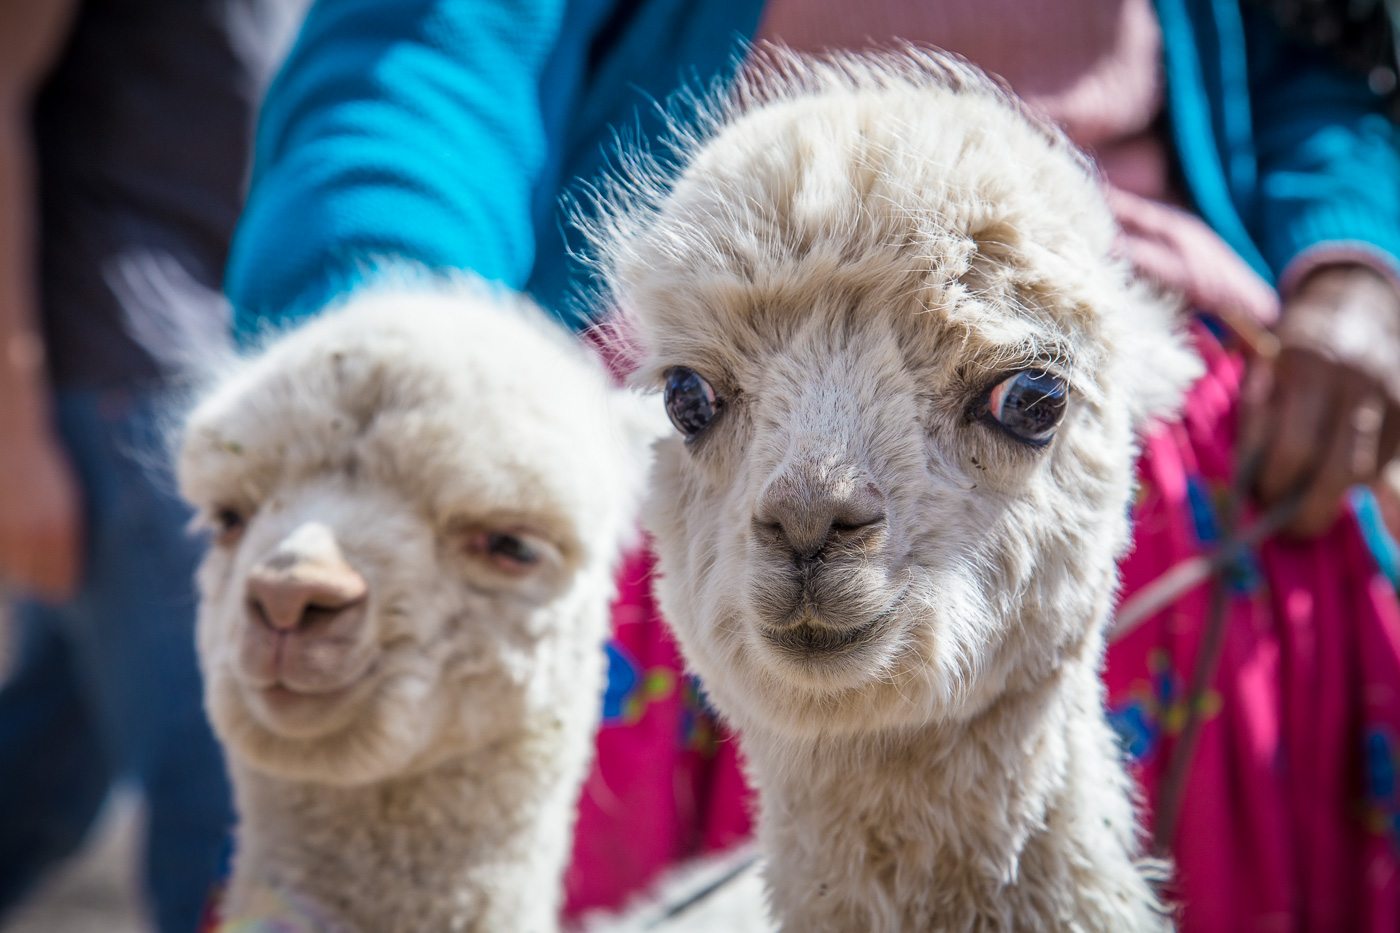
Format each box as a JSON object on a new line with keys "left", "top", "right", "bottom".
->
{"left": 222, "top": 734, "right": 578, "bottom": 933}
{"left": 747, "top": 652, "right": 1162, "bottom": 932}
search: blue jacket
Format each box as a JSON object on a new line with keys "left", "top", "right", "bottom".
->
{"left": 226, "top": 0, "right": 1400, "bottom": 338}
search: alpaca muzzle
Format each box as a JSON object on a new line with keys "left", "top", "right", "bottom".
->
{"left": 238, "top": 522, "right": 375, "bottom": 694}
{"left": 747, "top": 467, "right": 902, "bottom": 656}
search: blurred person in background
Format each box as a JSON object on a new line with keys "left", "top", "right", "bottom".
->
{"left": 0, "top": 1, "right": 302, "bottom": 929}
{"left": 221, "top": 1, "right": 1400, "bottom": 930}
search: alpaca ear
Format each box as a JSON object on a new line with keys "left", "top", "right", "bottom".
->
{"left": 1114, "top": 284, "right": 1203, "bottom": 433}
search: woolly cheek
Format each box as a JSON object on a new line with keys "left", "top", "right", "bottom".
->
{"left": 642, "top": 437, "right": 722, "bottom": 569}
{"left": 193, "top": 555, "right": 254, "bottom": 691}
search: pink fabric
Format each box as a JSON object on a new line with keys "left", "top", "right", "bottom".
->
{"left": 562, "top": 549, "right": 753, "bottom": 919}
{"left": 1277, "top": 241, "right": 1400, "bottom": 303}
{"left": 1107, "top": 321, "right": 1400, "bottom": 931}
{"left": 758, "top": 0, "right": 1166, "bottom": 153}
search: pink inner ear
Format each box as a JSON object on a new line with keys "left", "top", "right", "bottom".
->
{"left": 584, "top": 313, "right": 643, "bottom": 387}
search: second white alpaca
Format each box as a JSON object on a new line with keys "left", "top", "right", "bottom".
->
{"left": 179, "top": 285, "right": 650, "bottom": 932}
{"left": 591, "top": 47, "right": 1200, "bottom": 931}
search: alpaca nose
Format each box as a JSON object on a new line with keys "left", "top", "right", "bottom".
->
{"left": 246, "top": 524, "right": 368, "bottom": 631}
{"left": 755, "top": 471, "right": 887, "bottom": 560}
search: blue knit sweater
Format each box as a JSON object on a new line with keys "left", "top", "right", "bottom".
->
{"left": 226, "top": 0, "right": 1400, "bottom": 338}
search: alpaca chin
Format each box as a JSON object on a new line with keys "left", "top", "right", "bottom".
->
{"left": 207, "top": 660, "right": 438, "bottom": 787}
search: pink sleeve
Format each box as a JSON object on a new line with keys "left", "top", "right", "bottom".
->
{"left": 1276, "top": 242, "right": 1400, "bottom": 300}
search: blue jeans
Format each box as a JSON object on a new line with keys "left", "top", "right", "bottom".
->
{"left": 0, "top": 388, "right": 233, "bottom": 933}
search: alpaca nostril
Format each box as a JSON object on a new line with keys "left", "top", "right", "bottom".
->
{"left": 245, "top": 561, "right": 368, "bottom": 632}
{"left": 763, "top": 506, "right": 887, "bottom": 560}
{"left": 830, "top": 511, "right": 886, "bottom": 534}
{"left": 757, "top": 479, "right": 889, "bottom": 560}
{"left": 248, "top": 595, "right": 275, "bottom": 630}
{"left": 754, "top": 520, "right": 786, "bottom": 544}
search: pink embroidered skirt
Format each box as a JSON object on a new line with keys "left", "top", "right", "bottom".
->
{"left": 1108, "top": 320, "right": 1400, "bottom": 932}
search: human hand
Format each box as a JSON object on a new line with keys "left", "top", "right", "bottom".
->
{"left": 0, "top": 406, "right": 82, "bottom": 601}
{"left": 1245, "top": 263, "right": 1400, "bottom": 537}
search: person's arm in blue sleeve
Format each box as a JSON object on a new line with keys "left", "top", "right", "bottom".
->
{"left": 1244, "top": 8, "right": 1400, "bottom": 285}
{"left": 1239, "top": 9, "right": 1400, "bottom": 536}
{"left": 225, "top": 0, "right": 595, "bottom": 341}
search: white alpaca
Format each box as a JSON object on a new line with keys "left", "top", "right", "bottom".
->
{"left": 178, "top": 284, "right": 650, "bottom": 933}
{"left": 590, "top": 47, "right": 1200, "bottom": 931}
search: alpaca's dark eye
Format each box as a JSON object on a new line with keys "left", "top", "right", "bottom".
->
{"left": 484, "top": 533, "right": 538, "bottom": 568}
{"left": 664, "top": 367, "right": 721, "bottom": 437}
{"left": 985, "top": 370, "right": 1068, "bottom": 445}
{"left": 213, "top": 507, "right": 246, "bottom": 544}
{"left": 459, "top": 527, "right": 548, "bottom": 576}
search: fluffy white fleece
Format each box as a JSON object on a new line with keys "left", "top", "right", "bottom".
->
{"left": 179, "top": 283, "right": 651, "bottom": 933}
{"left": 588, "top": 46, "right": 1200, "bottom": 932}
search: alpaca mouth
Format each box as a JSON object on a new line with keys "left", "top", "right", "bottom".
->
{"left": 232, "top": 679, "right": 372, "bottom": 743}
{"left": 260, "top": 680, "right": 356, "bottom": 704}
{"left": 242, "top": 662, "right": 378, "bottom": 730}
{"left": 762, "top": 616, "right": 883, "bottom": 658}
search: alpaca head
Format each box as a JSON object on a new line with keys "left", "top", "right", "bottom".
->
{"left": 179, "top": 285, "right": 648, "bottom": 785}
{"left": 592, "top": 48, "right": 1200, "bottom": 740}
